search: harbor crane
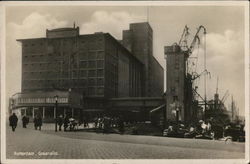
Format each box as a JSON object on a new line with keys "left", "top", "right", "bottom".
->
{"left": 178, "top": 25, "right": 208, "bottom": 112}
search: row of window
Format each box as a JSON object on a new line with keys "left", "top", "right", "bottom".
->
{"left": 23, "top": 50, "right": 103, "bottom": 57}
{"left": 23, "top": 53, "right": 74, "bottom": 59}
{"left": 23, "top": 42, "right": 45, "bottom": 47}
{"left": 18, "top": 97, "right": 68, "bottom": 104}
{"left": 23, "top": 37, "right": 104, "bottom": 48}
{"left": 23, "top": 60, "right": 104, "bottom": 69}
{"left": 80, "top": 37, "right": 103, "bottom": 44}
{"left": 22, "top": 78, "right": 104, "bottom": 87}
{"left": 79, "top": 51, "right": 104, "bottom": 60}
{"left": 79, "top": 60, "right": 104, "bottom": 69}
{"left": 23, "top": 69, "right": 104, "bottom": 78}
{"left": 23, "top": 60, "right": 102, "bottom": 67}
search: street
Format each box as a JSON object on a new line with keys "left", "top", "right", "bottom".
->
{"left": 6, "top": 123, "right": 245, "bottom": 159}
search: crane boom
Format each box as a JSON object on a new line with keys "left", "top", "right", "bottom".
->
{"left": 188, "top": 25, "right": 206, "bottom": 56}
{"left": 178, "top": 25, "right": 189, "bottom": 51}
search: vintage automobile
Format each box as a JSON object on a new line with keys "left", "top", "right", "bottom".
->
{"left": 163, "top": 124, "right": 188, "bottom": 138}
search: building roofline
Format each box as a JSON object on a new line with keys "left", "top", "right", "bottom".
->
{"left": 109, "top": 97, "right": 164, "bottom": 101}
{"left": 151, "top": 55, "right": 164, "bottom": 71}
{"left": 16, "top": 37, "right": 46, "bottom": 42}
{"left": 104, "top": 33, "right": 144, "bottom": 66}
{"left": 129, "top": 22, "right": 153, "bottom": 31}
{"left": 47, "top": 27, "right": 77, "bottom": 32}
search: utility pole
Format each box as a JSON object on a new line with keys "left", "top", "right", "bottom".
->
{"left": 231, "top": 96, "right": 234, "bottom": 122}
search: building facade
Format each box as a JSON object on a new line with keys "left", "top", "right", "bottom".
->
{"left": 121, "top": 22, "right": 164, "bottom": 97}
{"left": 11, "top": 22, "right": 164, "bottom": 122}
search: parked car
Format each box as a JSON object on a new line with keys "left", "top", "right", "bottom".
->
{"left": 163, "top": 124, "right": 188, "bottom": 138}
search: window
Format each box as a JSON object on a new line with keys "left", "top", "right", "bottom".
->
{"left": 170, "top": 87, "right": 176, "bottom": 93}
{"left": 97, "top": 69, "right": 104, "bottom": 77}
{"left": 175, "top": 63, "right": 179, "bottom": 70}
{"left": 79, "top": 79, "right": 87, "bottom": 86}
{"left": 88, "top": 52, "right": 96, "bottom": 60}
{"left": 88, "top": 87, "right": 95, "bottom": 95}
{"left": 96, "top": 51, "right": 104, "bottom": 59}
{"left": 173, "top": 96, "right": 178, "bottom": 102}
{"left": 79, "top": 52, "right": 87, "bottom": 60}
{"left": 96, "top": 87, "right": 104, "bottom": 95}
{"left": 97, "top": 78, "right": 104, "bottom": 86}
{"left": 88, "top": 78, "right": 96, "bottom": 86}
{"left": 72, "top": 71, "right": 78, "bottom": 78}
{"left": 97, "top": 60, "right": 104, "bottom": 68}
{"left": 175, "top": 57, "right": 180, "bottom": 69}
{"left": 88, "top": 70, "right": 96, "bottom": 77}
{"left": 80, "top": 61, "right": 88, "bottom": 68}
{"left": 88, "top": 61, "right": 96, "bottom": 68}
{"left": 80, "top": 70, "right": 87, "bottom": 77}
{"left": 175, "top": 77, "right": 179, "bottom": 83}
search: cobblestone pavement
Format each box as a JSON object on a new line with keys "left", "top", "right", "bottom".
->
{"left": 6, "top": 123, "right": 245, "bottom": 159}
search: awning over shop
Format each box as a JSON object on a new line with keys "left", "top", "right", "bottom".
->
{"left": 150, "top": 104, "right": 166, "bottom": 113}
{"left": 82, "top": 109, "right": 105, "bottom": 112}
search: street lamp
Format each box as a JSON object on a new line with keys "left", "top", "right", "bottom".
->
{"left": 176, "top": 106, "right": 180, "bottom": 123}
{"left": 54, "top": 95, "right": 58, "bottom": 132}
{"left": 174, "top": 100, "right": 181, "bottom": 123}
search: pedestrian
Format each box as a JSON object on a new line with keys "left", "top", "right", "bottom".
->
{"left": 64, "top": 115, "right": 69, "bottom": 132}
{"left": 57, "top": 115, "right": 64, "bottom": 131}
{"left": 118, "top": 117, "right": 124, "bottom": 134}
{"left": 37, "top": 115, "right": 43, "bottom": 130}
{"left": 83, "top": 116, "right": 89, "bottom": 128}
{"left": 22, "top": 115, "right": 29, "bottom": 128}
{"left": 94, "top": 117, "right": 98, "bottom": 128}
{"left": 9, "top": 113, "right": 18, "bottom": 132}
{"left": 34, "top": 115, "right": 43, "bottom": 130}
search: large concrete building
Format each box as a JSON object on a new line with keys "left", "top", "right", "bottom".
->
{"left": 10, "top": 22, "right": 164, "bottom": 122}
{"left": 121, "top": 22, "right": 164, "bottom": 97}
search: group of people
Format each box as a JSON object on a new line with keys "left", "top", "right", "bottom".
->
{"left": 9, "top": 113, "right": 42, "bottom": 131}
{"left": 165, "top": 119, "right": 245, "bottom": 141}
{"left": 93, "top": 116, "right": 124, "bottom": 133}
{"left": 9, "top": 113, "right": 126, "bottom": 134}
{"left": 57, "top": 115, "right": 78, "bottom": 131}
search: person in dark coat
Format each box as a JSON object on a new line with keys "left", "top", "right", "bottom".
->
{"left": 64, "top": 115, "right": 69, "bottom": 132}
{"left": 118, "top": 117, "right": 124, "bottom": 134}
{"left": 34, "top": 115, "right": 43, "bottom": 130}
{"left": 9, "top": 113, "right": 18, "bottom": 132}
{"left": 22, "top": 115, "right": 29, "bottom": 128}
{"left": 57, "top": 115, "right": 64, "bottom": 131}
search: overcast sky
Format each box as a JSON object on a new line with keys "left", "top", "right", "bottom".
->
{"left": 5, "top": 5, "right": 246, "bottom": 116}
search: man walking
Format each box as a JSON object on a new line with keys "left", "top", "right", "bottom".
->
{"left": 9, "top": 113, "right": 18, "bottom": 132}
{"left": 64, "top": 115, "right": 69, "bottom": 132}
{"left": 22, "top": 115, "right": 29, "bottom": 128}
{"left": 34, "top": 115, "right": 43, "bottom": 130}
{"left": 58, "top": 115, "right": 64, "bottom": 131}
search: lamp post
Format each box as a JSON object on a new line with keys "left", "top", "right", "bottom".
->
{"left": 175, "top": 101, "right": 181, "bottom": 123}
{"left": 54, "top": 95, "right": 58, "bottom": 132}
{"left": 176, "top": 107, "right": 179, "bottom": 123}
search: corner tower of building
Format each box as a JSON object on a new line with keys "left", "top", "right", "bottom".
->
{"left": 164, "top": 44, "right": 188, "bottom": 122}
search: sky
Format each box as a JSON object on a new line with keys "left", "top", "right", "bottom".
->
{"left": 5, "top": 5, "right": 246, "bottom": 116}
